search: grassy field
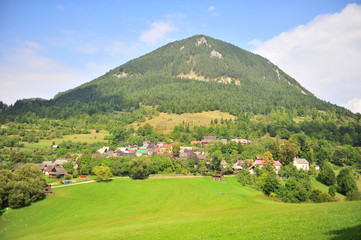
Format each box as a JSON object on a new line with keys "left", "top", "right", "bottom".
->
{"left": 1, "top": 177, "right": 361, "bottom": 239}
{"left": 20, "top": 129, "right": 109, "bottom": 151}
{"left": 133, "top": 111, "right": 236, "bottom": 133}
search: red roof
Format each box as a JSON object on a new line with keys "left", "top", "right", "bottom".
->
{"left": 255, "top": 160, "right": 264, "bottom": 165}
{"left": 274, "top": 161, "right": 282, "bottom": 166}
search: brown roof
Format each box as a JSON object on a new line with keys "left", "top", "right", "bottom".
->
{"left": 49, "top": 166, "right": 67, "bottom": 176}
{"left": 293, "top": 158, "right": 309, "bottom": 164}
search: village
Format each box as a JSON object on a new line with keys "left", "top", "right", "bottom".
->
{"left": 12, "top": 135, "right": 313, "bottom": 182}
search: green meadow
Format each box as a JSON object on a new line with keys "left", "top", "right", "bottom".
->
{"left": 20, "top": 129, "right": 109, "bottom": 151}
{"left": 1, "top": 177, "right": 361, "bottom": 239}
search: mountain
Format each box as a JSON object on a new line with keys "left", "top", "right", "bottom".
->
{"left": 0, "top": 35, "right": 353, "bottom": 121}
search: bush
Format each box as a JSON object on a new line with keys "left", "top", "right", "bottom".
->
{"left": 260, "top": 172, "right": 280, "bottom": 196}
{"left": 65, "top": 174, "right": 73, "bottom": 180}
{"left": 310, "top": 189, "right": 322, "bottom": 203}
{"left": 328, "top": 185, "right": 336, "bottom": 197}
{"left": 129, "top": 157, "right": 150, "bottom": 180}
{"left": 317, "top": 162, "right": 336, "bottom": 186}
{"left": 236, "top": 169, "right": 256, "bottom": 185}
{"left": 222, "top": 166, "right": 233, "bottom": 175}
{"left": 317, "top": 192, "right": 334, "bottom": 203}
{"left": 346, "top": 191, "right": 361, "bottom": 201}
{"left": 92, "top": 166, "right": 112, "bottom": 181}
{"left": 337, "top": 168, "right": 358, "bottom": 195}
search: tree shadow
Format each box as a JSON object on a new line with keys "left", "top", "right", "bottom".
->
{"left": 96, "top": 179, "right": 113, "bottom": 183}
{"left": 325, "top": 224, "right": 361, "bottom": 239}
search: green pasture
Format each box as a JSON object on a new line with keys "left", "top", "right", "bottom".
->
{"left": 1, "top": 177, "right": 361, "bottom": 239}
{"left": 20, "top": 130, "right": 109, "bottom": 151}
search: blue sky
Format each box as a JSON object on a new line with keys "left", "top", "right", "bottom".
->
{"left": 1, "top": 0, "right": 361, "bottom": 113}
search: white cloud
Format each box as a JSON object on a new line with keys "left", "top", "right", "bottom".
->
{"left": 208, "top": 5, "right": 220, "bottom": 16}
{"left": 0, "top": 43, "right": 90, "bottom": 104}
{"left": 342, "top": 98, "right": 361, "bottom": 114}
{"left": 139, "top": 21, "right": 176, "bottom": 45}
{"left": 248, "top": 39, "right": 262, "bottom": 48}
{"left": 56, "top": 5, "right": 64, "bottom": 10}
{"left": 252, "top": 3, "right": 361, "bottom": 111}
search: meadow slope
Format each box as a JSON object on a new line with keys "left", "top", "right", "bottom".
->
{"left": 1, "top": 177, "right": 361, "bottom": 239}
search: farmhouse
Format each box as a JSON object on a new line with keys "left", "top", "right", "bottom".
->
{"left": 48, "top": 166, "right": 68, "bottom": 179}
{"left": 293, "top": 158, "right": 309, "bottom": 171}
{"left": 220, "top": 160, "right": 230, "bottom": 169}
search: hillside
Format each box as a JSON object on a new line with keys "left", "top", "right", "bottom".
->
{"left": 0, "top": 35, "right": 354, "bottom": 122}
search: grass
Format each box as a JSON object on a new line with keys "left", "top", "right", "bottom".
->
{"left": 133, "top": 111, "right": 236, "bottom": 133}
{"left": 1, "top": 177, "right": 361, "bottom": 239}
{"left": 20, "top": 129, "right": 109, "bottom": 151}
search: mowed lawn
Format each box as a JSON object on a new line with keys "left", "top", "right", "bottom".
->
{"left": 1, "top": 177, "right": 361, "bottom": 240}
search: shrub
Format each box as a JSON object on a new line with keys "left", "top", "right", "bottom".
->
{"left": 317, "top": 162, "right": 336, "bottom": 186}
{"left": 310, "top": 189, "right": 322, "bottom": 203}
{"left": 317, "top": 192, "right": 334, "bottom": 203}
{"left": 129, "top": 157, "right": 150, "bottom": 180}
{"left": 222, "top": 166, "right": 233, "bottom": 175}
{"left": 65, "top": 174, "right": 73, "bottom": 180}
{"left": 328, "top": 185, "right": 336, "bottom": 197}
{"left": 346, "top": 191, "right": 361, "bottom": 201}
{"left": 236, "top": 169, "right": 256, "bottom": 185}
{"left": 337, "top": 168, "right": 358, "bottom": 195}
{"left": 92, "top": 166, "right": 112, "bottom": 181}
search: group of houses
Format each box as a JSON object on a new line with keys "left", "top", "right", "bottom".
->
{"left": 190, "top": 137, "right": 251, "bottom": 146}
{"left": 12, "top": 158, "right": 76, "bottom": 179}
{"left": 230, "top": 157, "right": 310, "bottom": 173}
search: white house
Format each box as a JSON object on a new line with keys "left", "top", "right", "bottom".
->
{"left": 293, "top": 158, "right": 309, "bottom": 171}
{"left": 98, "top": 146, "right": 110, "bottom": 154}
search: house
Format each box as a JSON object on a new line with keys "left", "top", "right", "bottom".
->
{"left": 179, "top": 149, "right": 196, "bottom": 160}
{"left": 43, "top": 185, "right": 52, "bottom": 195}
{"left": 136, "top": 149, "right": 149, "bottom": 157}
{"left": 117, "top": 152, "right": 137, "bottom": 157}
{"left": 143, "top": 141, "right": 156, "bottom": 149}
{"left": 232, "top": 159, "right": 254, "bottom": 171}
{"left": 202, "top": 136, "right": 217, "bottom": 145}
{"left": 293, "top": 158, "right": 309, "bottom": 171}
{"left": 191, "top": 141, "right": 202, "bottom": 145}
{"left": 231, "top": 138, "right": 251, "bottom": 145}
{"left": 220, "top": 160, "right": 230, "bottom": 169}
{"left": 274, "top": 161, "right": 282, "bottom": 171}
{"left": 48, "top": 166, "right": 68, "bottom": 179}
{"left": 54, "top": 158, "right": 71, "bottom": 166}
{"left": 220, "top": 139, "right": 228, "bottom": 145}
{"left": 98, "top": 146, "right": 110, "bottom": 154}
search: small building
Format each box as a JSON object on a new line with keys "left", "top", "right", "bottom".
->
{"left": 98, "top": 146, "right": 110, "bottom": 154}
{"left": 136, "top": 149, "right": 149, "bottom": 157}
{"left": 54, "top": 158, "right": 71, "bottom": 166}
{"left": 220, "top": 139, "right": 228, "bottom": 145}
{"left": 43, "top": 185, "right": 52, "bottom": 195}
{"left": 231, "top": 138, "right": 251, "bottom": 145}
{"left": 293, "top": 158, "right": 309, "bottom": 171}
{"left": 191, "top": 141, "right": 202, "bottom": 145}
{"left": 220, "top": 160, "right": 230, "bottom": 169}
{"left": 48, "top": 166, "right": 68, "bottom": 179}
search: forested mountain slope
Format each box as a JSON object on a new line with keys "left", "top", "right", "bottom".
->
{"left": 0, "top": 35, "right": 354, "bottom": 121}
